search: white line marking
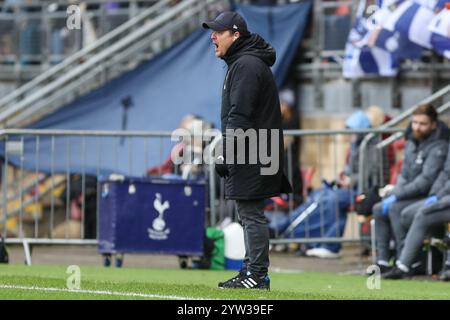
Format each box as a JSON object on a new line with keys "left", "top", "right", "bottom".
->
{"left": 0, "top": 284, "right": 211, "bottom": 300}
{"left": 270, "top": 268, "right": 305, "bottom": 273}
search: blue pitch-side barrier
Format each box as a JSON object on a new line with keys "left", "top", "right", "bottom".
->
{"left": 98, "top": 176, "right": 206, "bottom": 255}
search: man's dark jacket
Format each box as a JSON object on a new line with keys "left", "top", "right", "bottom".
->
{"left": 429, "top": 140, "right": 450, "bottom": 199}
{"left": 219, "top": 33, "right": 292, "bottom": 200}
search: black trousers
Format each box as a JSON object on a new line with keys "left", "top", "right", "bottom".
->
{"left": 236, "top": 199, "right": 269, "bottom": 277}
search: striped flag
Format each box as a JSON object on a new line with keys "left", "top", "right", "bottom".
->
{"left": 372, "top": 1, "right": 437, "bottom": 60}
{"left": 343, "top": 0, "right": 399, "bottom": 78}
{"left": 391, "top": 1, "right": 436, "bottom": 48}
{"left": 414, "top": 0, "right": 447, "bottom": 10}
{"left": 428, "top": 4, "right": 450, "bottom": 59}
{"left": 343, "top": 44, "right": 399, "bottom": 78}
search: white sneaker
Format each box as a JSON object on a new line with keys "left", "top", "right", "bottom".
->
{"left": 273, "top": 244, "right": 288, "bottom": 252}
{"left": 306, "top": 248, "right": 340, "bottom": 259}
{"left": 305, "top": 248, "right": 320, "bottom": 257}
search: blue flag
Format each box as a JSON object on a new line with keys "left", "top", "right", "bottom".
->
{"left": 343, "top": 0, "right": 399, "bottom": 78}
{"left": 371, "top": 0, "right": 432, "bottom": 59}
{"left": 428, "top": 5, "right": 450, "bottom": 59}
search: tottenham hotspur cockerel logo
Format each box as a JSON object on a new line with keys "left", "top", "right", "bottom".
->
{"left": 148, "top": 193, "right": 171, "bottom": 240}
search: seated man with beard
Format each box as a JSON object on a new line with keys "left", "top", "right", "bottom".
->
{"left": 371, "top": 104, "right": 449, "bottom": 274}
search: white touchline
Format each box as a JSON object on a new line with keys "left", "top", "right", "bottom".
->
{"left": 0, "top": 284, "right": 213, "bottom": 300}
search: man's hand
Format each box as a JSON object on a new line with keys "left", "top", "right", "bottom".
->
{"left": 382, "top": 195, "right": 397, "bottom": 216}
{"left": 215, "top": 156, "right": 229, "bottom": 178}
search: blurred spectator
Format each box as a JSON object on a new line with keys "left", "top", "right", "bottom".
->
{"left": 304, "top": 108, "right": 381, "bottom": 260}
{"left": 17, "top": 1, "right": 41, "bottom": 65}
{"left": 334, "top": 0, "right": 350, "bottom": 16}
{"left": 80, "top": 2, "right": 98, "bottom": 48}
{"left": 339, "top": 106, "right": 393, "bottom": 191}
{"left": 342, "top": 106, "right": 395, "bottom": 257}
{"left": 67, "top": 174, "right": 98, "bottom": 239}
{"left": 323, "top": 0, "right": 351, "bottom": 50}
{"left": 48, "top": 0, "right": 122, "bottom": 64}
{"left": 0, "top": 20, "right": 15, "bottom": 59}
{"left": 47, "top": 3, "right": 69, "bottom": 64}
{"left": 147, "top": 114, "right": 212, "bottom": 180}
{"left": 279, "top": 88, "right": 303, "bottom": 204}
{"left": 52, "top": 174, "right": 98, "bottom": 239}
{"left": 339, "top": 110, "right": 371, "bottom": 189}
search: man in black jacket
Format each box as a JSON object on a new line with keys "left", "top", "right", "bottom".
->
{"left": 203, "top": 11, "right": 291, "bottom": 290}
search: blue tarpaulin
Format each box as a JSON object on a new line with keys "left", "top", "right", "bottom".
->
{"left": 5, "top": 2, "right": 311, "bottom": 176}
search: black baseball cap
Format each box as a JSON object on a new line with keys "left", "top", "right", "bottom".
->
{"left": 202, "top": 11, "right": 250, "bottom": 36}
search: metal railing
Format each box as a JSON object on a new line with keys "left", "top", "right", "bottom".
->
{"left": 0, "top": 0, "right": 158, "bottom": 62}
{"left": 0, "top": 0, "right": 221, "bottom": 128}
{"left": 0, "top": 1, "right": 161, "bottom": 78}
{"left": 0, "top": 127, "right": 405, "bottom": 265}
{"left": 0, "top": 128, "right": 186, "bottom": 265}
{"left": 207, "top": 128, "right": 403, "bottom": 249}
{"left": 0, "top": 0, "right": 172, "bottom": 108}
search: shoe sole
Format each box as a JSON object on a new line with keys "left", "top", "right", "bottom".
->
{"left": 218, "top": 286, "right": 270, "bottom": 291}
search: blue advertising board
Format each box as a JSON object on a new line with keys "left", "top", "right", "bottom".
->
{"left": 98, "top": 177, "right": 205, "bottom": 256}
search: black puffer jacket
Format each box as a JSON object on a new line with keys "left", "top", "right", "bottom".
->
{"left": 219, "top": 33, "right": 292, "bottom": 200}
{"left": 393, "top": 121, "right": 450, "bottom": 200}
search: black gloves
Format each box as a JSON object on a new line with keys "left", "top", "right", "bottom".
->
{"left": 215, "top": 155, "right": 229, "bottom": 178}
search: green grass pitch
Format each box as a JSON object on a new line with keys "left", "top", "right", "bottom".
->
{"left": 0, "top": 265, "right": 449, "bottom": 300}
